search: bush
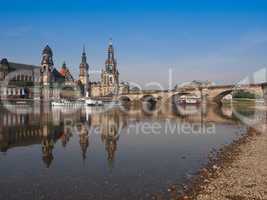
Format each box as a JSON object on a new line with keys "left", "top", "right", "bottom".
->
{"left": 233, "top": 90, "right": 257, "bottom": 99}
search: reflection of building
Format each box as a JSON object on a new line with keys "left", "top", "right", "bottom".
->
{"left": 78, "top": 125, "right": 89, "bottom": 161}
{"left": 0, "top": 108, "right": 70, "bottom": 168}
{"left": 60, "top": 129, "right": 72, "bottom": 148}
{"left": 103, "top": 134, "right": 118, "bottom": 168}
{"left": 0, "top": 110, "right": 44, "bottom": 152}
{"left": 99, "top": 110, "right": 121, "bottom": 167}
{"left": 41, "top": 137, "right": 54, "bottom": 168}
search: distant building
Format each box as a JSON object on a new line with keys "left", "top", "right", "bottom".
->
{"left": 0, "top": 40, "right": 129, "bottom": 100}
{"left": 59, "top": 61, "right": 75, "bottom": 85}
{"left": 0, "top": 58, "right": 39, "bottom": 98}
{"left": 174, "top": 80, "right": 214, "bottom": 91}
{"left": 89, "top": 40, "right": 129, "bottom": 97}
{"left": 0, "top": 45, "right": 78, "bottom": 100}
{"left": 39, "top": 45, "right": 78, "bottom": 100}
{"left": 78, "top": 46, "right": 90, "bottom": 96}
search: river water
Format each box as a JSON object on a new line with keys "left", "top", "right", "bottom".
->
{"left": 0, "top": 102, "right": 263, "bottom": 199}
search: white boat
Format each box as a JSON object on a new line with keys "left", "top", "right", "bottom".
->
{"left": 85, "top": 99, "right": 103, "bottom": 106}
{"left": 15, "top": 101, "right": 28, "bottom": 105}
{"left": 51, "top": 99, "right": 83, "bottom": 107}
{"left": 185, "top": 98, "right": 199, "bottom": 104}
{"left": 177, "top": 95, "right": 200, "bottom": 105}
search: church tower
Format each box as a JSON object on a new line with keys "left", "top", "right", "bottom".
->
{"left": 79, "top": 46, "right": 89, "bottom": 96}
{"left": 101, "top": 39, "right": 119, "bottom": 96}
{"left": 41, "top": 45, "right": 54, "bottom": 86}
{"left": 40, "top": 45, "right": 54, "bottom": 101}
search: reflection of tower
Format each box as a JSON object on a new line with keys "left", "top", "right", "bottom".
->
{"left": 41, "top": 137, "right": 54, "bottom": 168}
{"left": 78, "top": 125, "right": 89, "bottom": 161}
{"left": 100, "top": 110, "right": 120, "bottom": 168}
{"left": 61, "top": 129, "right": 72, "bottom": 148}
{"left": 0, "top": 131, "right": 8, "bottom": 152}
{"left": 79, "top": 45, "right": 90, "bottom": 96}
{"left": 104, "top": 135, "right": 118, "bottom": 168}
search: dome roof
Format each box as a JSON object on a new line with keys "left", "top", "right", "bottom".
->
{"left": 42, "top": 45, "right": 53, "bottom": 56}
{"left": 0, "top": 58, "right": 9, "bottom": 65}
{"left": 0, "top": 58, "right": 9, "bottom": 70}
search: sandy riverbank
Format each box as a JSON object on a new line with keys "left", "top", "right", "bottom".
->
{"left": 177, "top": 124, "right": 267, "bottom": 200}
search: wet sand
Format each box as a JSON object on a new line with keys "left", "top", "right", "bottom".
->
{"left": 180, "top": 124, "right": 267, "bottom": 200}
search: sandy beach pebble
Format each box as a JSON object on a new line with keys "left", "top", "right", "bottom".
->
{"left": 194, "top": 128, "right": 267, "bottom": 200}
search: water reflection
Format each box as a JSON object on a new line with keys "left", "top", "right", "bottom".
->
{"left": 0, "top": 103, "right": 265, "bottom": 165}
{"left": 42, "top": 136, "right": 54, "bottom": 168}
{"left": 0, "top": 102, "right": 265, "bottom": 199}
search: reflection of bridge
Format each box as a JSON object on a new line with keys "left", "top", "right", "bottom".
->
{"left": 1, "top": 100, "right": 265, "bottom": 169}
{"left": 116, "top": 103, "right": 237, "bottom": 124}
{"left": 117, "top": 83, "right": 267, "bottom": 104}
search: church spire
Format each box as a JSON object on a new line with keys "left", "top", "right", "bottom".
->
{"left": 109, "top": 38, "right": 112, "bottom": 46}
{"left": 79, "top": 45, "right": 90, "bottom": 91}
{"left": 62, "top": 61, "right": 66, "bottom": 69}
{"left": 108, "top": 39, "right": 114, "bottom": 60}
{"left": 81, "top": 45, "right": 87, "bottom": 64}
{"left": 105, "top": 39, "right": 116, "bottom": 72}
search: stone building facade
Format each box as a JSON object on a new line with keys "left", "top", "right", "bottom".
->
{"left": 0, "top": 40, "right": 129, "bottom": 101}
{"left": 0, "top": 58, "right": 40, "bottom": 98}
{"left": 79, "top": 46, "right": 89, "bottom": 96}
{"left": 89, "top": 40, "right": 129, "bottom": 97}
{"left": 39, "top": 45, "right": 78, "bottom": 100}
{"left": 0, "top": 45, "right": 77, "bottom": 100}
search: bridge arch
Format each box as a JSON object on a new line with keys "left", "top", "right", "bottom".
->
{"left": 156, "top": 96, "right": 163, "bottom": 101}
{"left": 118, "top": 95, "right": 132, "bottom": 102}
{"left": 140, "top": 95, "right": 157, "bottom": 102}
{"left": 213, "top": 90, "right": 233, "bottom": 104}
{"left": 211, "top": 88, "right": 262, "bottom": 104}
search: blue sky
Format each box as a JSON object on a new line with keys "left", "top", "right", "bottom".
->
{"left": 0, "top": 0, "right": 267, "bottom": 88}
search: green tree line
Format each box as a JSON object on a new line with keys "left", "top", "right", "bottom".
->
{"left": 233, "top": 90, "right": 261, "bottom": 99}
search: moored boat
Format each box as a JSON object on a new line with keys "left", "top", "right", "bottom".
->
{"left": 51, "top": 99, "right": 84, "bottom": 107}
{"left": 85, "top": 99, "right": 103, "bottom": 106}
{"left": 177, "top": 95, "right": 201, "bottom": 105}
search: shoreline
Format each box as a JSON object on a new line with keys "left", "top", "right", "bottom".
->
{"left": 162, "top": 122, "right": 267, "bottom": 200}
{"left": 174, "top": 123, "right": 267, "bottom": 200}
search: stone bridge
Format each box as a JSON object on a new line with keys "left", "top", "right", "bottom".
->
{"left": 117, "top": 83, "right": 267, "bottom": 104}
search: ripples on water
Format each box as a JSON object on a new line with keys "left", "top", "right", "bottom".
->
{"left": 0, "top": 102, "right": 262, "bottom": 199}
